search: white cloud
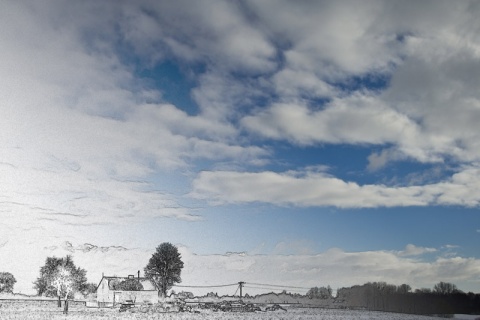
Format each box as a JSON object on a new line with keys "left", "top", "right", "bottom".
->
{"left": 272, "top": 68, "right": 336, "bottom": 99}
{"left": 367, "top": 149, "right": 402, "bottom": 172}
{"left": 247, "top": 0, "right": 402, "bottom": 76}
{"left": 443, "top": 245, "right": 460, "bottom": 249}
{"left": 123, "top": 0, "right": 277, "bottom": 73}
{"left": 191, "top": 71, "right": 272, "bottom": 121}
{"left": 191, "top": 165, "right": 480, "bottom": 208}
{"left": 4, "top": 240, "right": 479, "bottom": 296}
{"left": 242, "top": 94, "right": 419, "bottom": 146}
{"left": 399, "top": 244, "right": 437, "bottom": 257}
{"left": 9, "top": 0, "right": 475, "bottom": 176}
{"left": 19, "top": 0, "right": 475, "bottom": 175}
{"left": 190, "top": 169, "right": 426, "bottom": 208}
{"left": 0, "top": 1, "right": 274, "bottom": 231}
{"left": 237, "top": 1, "right": 480, "bottom": 172}
{"left": 381, "top": 32, "right": 480, "bottom": 165}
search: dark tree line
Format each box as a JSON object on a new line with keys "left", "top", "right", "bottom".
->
{"left": 336, "top": 281, "right": 480, "bottom": 315}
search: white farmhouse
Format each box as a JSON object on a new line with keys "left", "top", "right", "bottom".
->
{"left": 96, "top": 273, "right": 158, "bottom": 307}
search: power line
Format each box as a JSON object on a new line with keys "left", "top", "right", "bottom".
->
{"left": 171, "top": 281, "right": 312, "bottom": 291}
{"left": 173, "top": 283, "right": 238, "bottom": 288}
{"left": 247, "top": 282, "right": 311, "bottom": 290}
{"left": 244, "top": 285, "right": 308, "bottom": 293}
{"left": 244, "top": 285, "right": 305, "bottom": 290}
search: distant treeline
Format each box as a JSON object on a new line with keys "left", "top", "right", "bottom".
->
{"left": 337, "top": 282, "right": 480, "bottom": 315}
{"left": 182, "top": 281, "right": 480, "bottom": 315}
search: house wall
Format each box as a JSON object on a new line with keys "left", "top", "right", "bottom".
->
{"left": 115, "top": 290, "right": 158, "bottom": 304}
{"left": 96, "top": 278, "right": 158, "bottom": 306}
{"left": 96, "top": 278, "right": 110, "bottom": 304}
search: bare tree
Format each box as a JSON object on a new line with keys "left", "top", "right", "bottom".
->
{"left": 397, "top": 284, "right": 412, "bottom": 294}
{"left": 52, "top": 266, "right": 75, "bottom": 314}
{"left": 34, "top": 255, "right": 87, "bottom": 299}
{"left": 433, "top": 281, "right": 459, "bottom": 295}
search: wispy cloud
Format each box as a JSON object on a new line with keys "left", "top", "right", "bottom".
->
{"left": 271, "top": 239, "right": 318, "bottom": 255}
{"left": 398, "top": 244, "right": 437, "bottom": 257}
{"left": 191, "top": 165, "right": 480, "bottom": 208}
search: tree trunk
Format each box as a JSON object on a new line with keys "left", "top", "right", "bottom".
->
{"left": 63, "top": 299, "right": 68, "bottom": 314}
{"left": 58, "top": 296, "right": 61, "bottom": 307}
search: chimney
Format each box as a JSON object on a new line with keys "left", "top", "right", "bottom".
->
{"left": 138, "top": 270, "right": 140, "bottom": 279}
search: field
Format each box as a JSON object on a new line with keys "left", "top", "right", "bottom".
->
{"left": 0, "top": 300, "right": 457, "bottom": 320}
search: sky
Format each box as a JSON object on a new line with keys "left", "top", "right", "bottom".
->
{"left": 1, "top": 0, "right": 480, "bottom": 296}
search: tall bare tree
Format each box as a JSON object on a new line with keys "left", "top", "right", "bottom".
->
{"left": 52, "top": 266, "right": 75, "bottom": 314}
{"left": 34, "top": 255, "right": 88, "bottom": 309}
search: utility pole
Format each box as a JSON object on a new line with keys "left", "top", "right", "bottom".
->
{"left": 238, "top": 281, "right": 245, "bottom": 299}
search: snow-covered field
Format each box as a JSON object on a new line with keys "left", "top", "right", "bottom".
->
{"left": 1, "top": 300, "right": 467, "bottom": 320}
{"left": 454, "top": 316, "right": 480, "bottom": 320}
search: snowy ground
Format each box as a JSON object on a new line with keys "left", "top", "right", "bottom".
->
{"left": 454, "top": 315, "right": 480, "bottom": 320}
{"left": 2, "top": 300, "right": 473, "bottom": 319}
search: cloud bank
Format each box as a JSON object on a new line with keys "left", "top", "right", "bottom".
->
{"left": 1, "top": 1, "right": 480, "bottom": 227}
{"left": 3, "top": 241, "right": 479, "bottom": 296}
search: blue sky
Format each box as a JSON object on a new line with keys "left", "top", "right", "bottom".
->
{"left": 1, "top": 0, "right": 480, "bottom": 295}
